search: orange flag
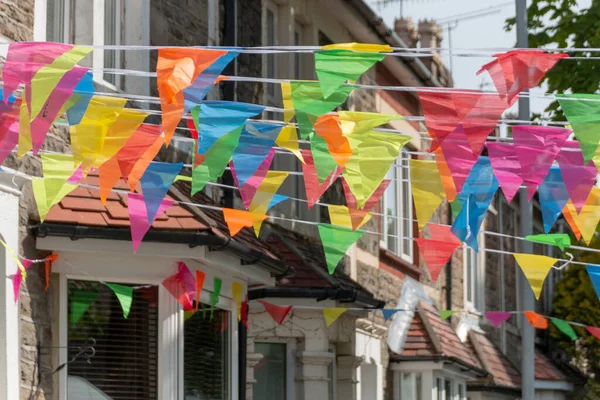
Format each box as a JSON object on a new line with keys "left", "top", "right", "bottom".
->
{"left": 222, "top": 208, "right": 267, "bottom": 237}
{"left": 314, "top": 114, "right": 352, "bottom": 167}
{"left": 434, "top": 148, "right": 457, "bottom": 202}
{"left": 562, "top": 205, "right": 582, "bottom": 240}
{"left": 157, "top": 48, "right": 227, "bottom": 144}
{"left": 524, "top": 311, "right": 548, "bottom": 329}
{"left": 562, "top": 187, "right": 600, "bottom": 245}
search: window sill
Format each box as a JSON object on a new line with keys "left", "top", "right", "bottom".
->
{"left": 379, "top": 247, "right": 421, "bottom": 280}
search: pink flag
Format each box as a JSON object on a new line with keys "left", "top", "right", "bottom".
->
{"left": 128, "top": 192, "right": 174, "bottom": 252}
{"left": 557, "top": 141, "right": 597, "bottom": 212}
{"left": 11, "top": 259, "right": 33, "bottom": 302}
{"left": 477, "top": 50, "right": 568, "bottom": 102}
{"left": 513, "top": 125, "right": 571, "bottom": 200}
{"left": 439, "top": 126, "right": 478, "bottom": 194}
{"left": 231, "top": 148, "right": 276, "bottom": 209}
{"left": 161, "top": 261, "right": 196, "bottom": 311}
{"left": 484, "top": 311, "right": 511, "bottom": 328}
{"left": 415, "top": 224, "right": 461, "bottom": 283}
{"left": 67, "top": 164, "right": 84, "bottom": 184}
{"left": 0, "top": 121, "right": 19, "bottom": 165}
{"left": 486, "top": 142, "right": 523, "bottom": 203}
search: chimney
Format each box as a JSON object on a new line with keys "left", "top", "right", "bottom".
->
{"left": 394, "top": 17, "right": 418, "bottom": 48}
{"left": 418, "top": 19, "right": 443, "bottom": 51}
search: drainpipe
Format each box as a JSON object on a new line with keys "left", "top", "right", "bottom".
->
{"left": 446, "top": 202, "right": 453, "bottom": 311}
{"left": 239, "top": 301, "right": 248, "bottom": 400}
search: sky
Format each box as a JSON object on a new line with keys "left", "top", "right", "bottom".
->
{"left": 366, "top": 0, "right": 592, "bottom": 114}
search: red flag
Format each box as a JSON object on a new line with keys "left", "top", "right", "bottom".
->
{"left": 415, "top": 224, "right": 461, "bottom": 283}
{"left": 586, "top": 326, "right": 600, "bottom": 340}
{"left": 477, "top": 50, "right": 567, "bottom": 102}
{"left": 257, "top": 299, "right": 292, "bottom": 325}
{"left": 301, "top": 149, "right": 338, "bottom": 208}
{"left": 161, "top": 262, "right": 196, "bottom": 311}
{"left": 241, "top": 298, "right": 249, "bottom": 329}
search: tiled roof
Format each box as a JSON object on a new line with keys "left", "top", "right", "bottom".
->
{"left": 469, "top": 331, "right": 521, "bottom": 389}
{"left": 535, "top": 351, "right": 567, "bottom": 381}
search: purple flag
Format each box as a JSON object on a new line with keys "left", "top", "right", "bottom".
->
{"left": 557, "top": 141, "right": 597, "bottom": 212}
{"left": 484, "top": 311, "right": 511, "bottom": 328}
{"left": 486, "top": 142, "right": 523, "bottom": 203}
{"left": 513, "top": 125, "right": 571, "bottom": 200}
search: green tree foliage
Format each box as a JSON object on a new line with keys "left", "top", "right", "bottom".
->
{"left": 505, "top": 0, "right": 600, "bottom": 120}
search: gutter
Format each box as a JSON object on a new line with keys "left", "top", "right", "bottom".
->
{"left": 30, "top": 223, "right": 293, "bottom": 278}
{"left": 249, "top": 287, "right": 385, "bottom": 309}
{"left": 467, "top": 383, "right": 521, "bottom": 396}
{"left": 391, "top": 355, "right": 489, "bottom": 377}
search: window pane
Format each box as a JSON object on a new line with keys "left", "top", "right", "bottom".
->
{"left": 436, "top": 377, "right": 444, "bottom": 400}
{"left": 255, "top": 343, "right": 286, "bottom": 400}
{"left": 400, "top": 372, "right": 421, "bottom": 400}
{"left": 70, "top": 0, "right": 93, "bottom": 67}
{"left": 294, "top": 28, "right": 302, "bottom": 79}
{"left": 445, "top": 379, "right": 453, "bottom": 399}
{"left": 265, "top": 9, "right": 276, "bottom": 97}
{"left": 67, "top": 280, "right": 158, "bottom": 399}
{"left": 184, "top": 305, "right": 230, "bottom": 400}
{"left": 46, "top": 0, "right": 65, "bottom": 42}
{"left": 458, "top": 383, "right": 465, "bottom": 400}
{"left": 385, "top": 167, "right": 398, "bottom": 253}
{"left": 401, "top": 152, "right": 412, "bottom": 255}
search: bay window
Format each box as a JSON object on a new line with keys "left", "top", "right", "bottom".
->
{"left": 254, "top": 343, "right": 287, "bottom": 400}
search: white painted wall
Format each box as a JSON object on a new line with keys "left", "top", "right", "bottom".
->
{"left": 356, "top": 330, "right": 383, "bottom": 400}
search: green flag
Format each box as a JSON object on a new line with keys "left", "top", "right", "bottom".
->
{"left": 105, "top": 283, "right": 133, "bottom": 319}
{"left": 290, "top": 81, "right": 354, "bottom": 117}
{"left": 440, "top": 310, "right": 454, "bottom": 320}
{"left": 211, "top": 277, "right": 222, "bottom": 319}
{"left": 296, "top": 111, "right": 318, "bottom": 140}
{"left": 315, "top": 50, "right": 386, "bottom": 98}
{"left": 311, "top": 133, "right": 338, "bottom": 184}
{"left": 450, "top": 198, "right": 462, "bottom": 219}
{"left": 557, "top": 94, "right": 600, "bottom": 163}
{"left": 551, "top": 318, "right": 578, "bottom": 341}
{"left": 70, "top": 290, "right": 98, "bottom": 326}
{"left": 318, "top": 223, "right": 365, "bottom": 274}
{"left": 525, "top": 233, "right": 571, "bottom": 251}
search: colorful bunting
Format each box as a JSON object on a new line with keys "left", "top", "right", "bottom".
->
{"left": 70, "top": 290, "right": 98, "bottom": 326}
{"left": 140, "top": 162, "right": 183, "bottom": 223}
{"left": 290, "top": 81, "right": 354, "bottom": 118}
{"left": 586, "top": 265, "right": 600, "bottom": 301}
{"left": 513, "top": 125, "right": 571, "bottom": 199}
{"left": 440, "top": 310, "right": 454, "bottom": 320}
{"left": 257, "top": 300, "right": 293, "bottom": 325}
{"left": 381, "top": 309, "right": 399, "bottom": 321}
{"left": 311, "top": 132, "right": 340, "bottom": 184}
{"left": 438, "top": 127, "right": 478, "bottom": 195}
{"left": 280, "top": 82, "right": 295, "bottom": 123}
{"left": 562, "top": 187, "right": 600, "bottom": 245}
{"left": 321, "top": 43, "right": 392, "bottom": 53}
{"left": 525, "top": 234, "right": 571, "bottom": 251}
{"left": 162, "top": 262, "right": 196, "bottom": 311}
{"left": 300, "top": 149, "right": 338, "bottom": 208}
{"left": 11, "top": 259, "right": 32, "bottom": 303}
{"left": 538, "top": 167, "right": 570, "bottom": 234}
{"left": 410, "top": 159, "right": 446, "bottom": 231}
{"left": 247, "top": 171, "right": 289, "bottom": 236}
{"left": 317, "top": 223, "right": 365, "bottom": 274}
{"left": 195, "top": 270, "right": 206, "bottom": 310}
{"left": 342, "top": 177, "right": 391, "bottom": 212}
{"left": 551, "top": 318, "right": 577, "bottom": 340}
{"left": 222, "top": 208, "right": 267, "bottom": 237}
{"left": 232, "top": 149, "right": 278, "bottom": 209}
{"left": 328, "top": 205, "right": 372, "bottom": 231}
{"left": 486, "top": 142, "right": 523, "bottom": 203}
{"left": 66, "top": 71, "right": 94, "bottom": 125}
{"left": 211, "top": 277, "right": 222, "bottom": 319}
{"left": 513, "top": 253, "right": 558, "bottom": 299}
{"left": 127, "top": 193, "right": 174, "bottom": 252}
{"left": 434, "top": 148, "right": 458, "bottom": 202}
{"left": 106, "top": 283, "right": 133, "bottom": 319}
{"left": 557, "top": 141, "right": 597, "bottom": 212}
{"left": 232, "top": 282, "right": 243, "bottom": 321}
{"left": 415, "top": 224, "right": 461, "bottom": 283}
{"left": 484, "top": 311, "right": 511, "bottom": 328}
{"left": 276, "top": 125, "right": 304, "bottom": 163}
{"left": 314, "top": 114, "right": 352, "bottom": 168}
{"left": 586, "top": 326, "right": 600, "bottom": 340}
{"left": 524, "top": 311, "right": 548, "bottom": 329}
{"left": 338, "top": 111, "right": 400, "bottom": 137}
{"left": 477, "top": 50, "right": 567, "bottom": 101}
{"left": 558, "top": 94, "right": 600, "bottom": 163}
{"left": 323, "top": 307, "right": 347, "bottom": 327}
{"left": 0, "top": 238, "right": 27, "bottom": 281}
{"left": 0, "top": 120, "right": 19, "bottom": 166}
{"left": 232, "top": 122, "right": 282, "bottom": 187}
{"left": 183, "top": 50, "right": 239, "bottom": 108}
{"left": 32, "top": 153, "right": 79, "bottom": 221}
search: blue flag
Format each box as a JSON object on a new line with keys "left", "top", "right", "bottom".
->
{"left": 140, "top": 161, "right": 183, "bottom": 223}
{"left": 66, "top": 71, "right": 94, "bottom": 125}
{"left": 195, "top": 101, "right": 265, "bottom": 156}
{"left": 451, "top": 156, "right": 499, "bottom": 252}
{"left": 231, "top": 122, "right": 283, "bottom": 187}
{"left": 587, "top": 265, "right": 600, "bottom": 301}
{"left": 538, "top": 167, "right": 570, "bottom": 234}
{"left": 381, "top": 309, "right": 399, "bottom": 321}
{"left": 268, "top": 194, "right": 289, "bottom": 210}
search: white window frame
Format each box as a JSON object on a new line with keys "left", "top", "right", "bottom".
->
{"left": 262, "top": 1, "right": 280, "bottom": 110}
{"left": 381, "top": 150, "right": 414, "bottom": 263}
{"left": 463, "top": 237, "right": 484, "bottom": 314}
{"left": 55, "top": 262, "right": 240, "bottom": 400}
{"left": 328, "top": 345, "right": 337, "bottom": 400}
{"left": 392, "top": 365, "right": 468, "bottom": 400}
{"left": 433, "top": 374, "right": 467, "bottom": 400}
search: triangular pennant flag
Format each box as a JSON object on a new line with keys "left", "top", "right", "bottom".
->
{"left": 586, "top": 326, "right": 600, "bottom": 340}
{"left": 276, "top": 124, "right": 304, "bottom": 163}
{"left": 157, "top": 48, "right": 228, "bottom": 144}
{"left": 241, "top": 298, "right": 249, "bottom": 328}
{"left": 557, "top": 141, "right": 597, "bottom": 212}
{"left": 248, "top": 171, "right": 290, "bottom": 236}
{"left": 127, "top": 193, "right": 174, "bottom": 252}
{"left": 195, "top": 270, "right": 206, "bottom": 311}
{"left": 257, "top": 299, "right": 293, "bottom": 325}
{"left": 105, "top": 283, "right": 133, "bottom": 319}
{"left": 551, "top": 318, "right": 577, "bottom": 341}
{"left": 66, "top": 70, "right": 94, "bottom": 125}
{"left": 525, "top": 234, "right": 571, "bottom": 251}
{"left": 11, "top": 259, "right": 32, "bottom": 303}
{"left": 323, "top": 308, "right": 347, "bottom": 327}
{"left": 139, "top": 161, "right": 183, "bottom": 223}
{"left": 513, "top": 125, "right": 571, "bottom": 199}
{"left": 410, "top": 159, "right": 446, "bottom": 231}
{"left": 161, "top": 261, "right": 196, "bottom": 311}
{"left": 0, "top": 120, "right": 19, "bottom": 166}
{"left": 94, "top": 108, "right": 149, "bottom": 167}
{"left": 195, "top": 101, "right": 264, "bottom": 156}
{"left": 321, "top": 43, "right": 392, "bottom": 53}
{"left": 524, "top": 311, "right": 548, "bottom": 329}
{"left": 486, "top": 142, "right": 523, "bottom": 203}
{"left": 296, "top": 111, "right": 319, "bottom": 140}
{"left": 310, "top": 132, "right": 340, "bottom": 184}
{"left": 337, "top": 111, "right": 401, "bottom": 137}
{"left": 314, "top": 114, "right": 351, "bottom": 168}
{"left": 32, "top": 153, "right": 79, "bottom": 221}
{"left": 434, "top": 148, "right": 458, "bottom": 202}
{"left": 438, "top": 126, "right": 479, "bottom": 195}
{"left": 381, "top": 309, "right": 399, "bottom": 321}
{"left": 280, "top": 82, "right": 295, "bottom": 123}
{"left": 538, "top": 167, "right": 570, "bottom": 234}
{"left": 44, "top": 253, "right": 58, "bottom": 291}
{"left": 210, "top": 278, "right": 222, "bottom": 319}
{"left": 440, "top": 310, "right": 454, "bottom": 320}
{"left": 451, "top": 157, "right": 499, "bottom": 251}
{"left": 514, "top": 254, "right": 558, "bottom": 299}
{"left": 562, "top": 204, "right": 582, "bottom": 241}
{"left": 315, "top": 50, "right": 385, "bottom": 98}
{"left": 301, "top": 149, "right": 338, "bottom": 208}
{"left": 478, "top": 50, "right": 567, "bottom": 102}
{"left": 222, "top": 208, "right": 267, "bottom": 237}
{"left": 290, "top": 81, "right": 354, "bottom": 118}
{"left": 183, "top": 50, "right": 239, "bottom": 109}
{"left": 317, "top": 223, "right": 365, "bottom": 274}
{"left": 70, "top": 290, "right": 98, "bottom": 326}
{"left": 231, "top": 122, "right": 282, "bottom": 187}
{"left": 586, "top": 265, "right": 600, "bottom": 301}
{"left": 557, "top": 94, "right": 600, "bottom": 163}
{"left": 328, "top": 205, "right": 372, "bottom": 232}
{"left": 562, "top": 187, "right": 600, "bottom": 245}
{"left": 484, "top": 311, "right": 511, "bottom": 328}
{"left": 415, "top": 225, "right": 461, "bottom": 283}
{"left": 0, "top": 238, "right": 28, "bottom": 282}
{"left": 232, "top": 148, "right": 278, "bottom": 209}
{"left": 342, "top": 177, "right": 391, "bottom": 212}
{"left": 232, "top": 282, "right": 243, "bottom": 321}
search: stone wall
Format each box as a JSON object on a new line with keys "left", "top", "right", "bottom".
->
{"left": 0, "top": 0, "right": 33, "bottom": 41}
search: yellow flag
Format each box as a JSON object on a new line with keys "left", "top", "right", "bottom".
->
{"left": 0, "top": 238, "right": 27, "bottom": 280}
{"left": 563, "top": 187, "right": 600, "bottom": 245}
{"left": 70, "top": 96, "right": 128, "bottom": 172}
{"left": 96, "top": 108, "right": 148, "bottom": 166}
{"left": 328, "top": 204, "right": 372, "bottom": 231}
{"left": 513, "top": 253, "right": 558, "bottom": 299}
{"left": 249, "top": 171, "right": 289, "bottom": 236}
{"left": 410, "top": 159, "right": 446, "bottom": 232}
{"left": 338, "top": 111, "right": 402, "bottom": 137}
{"left": 32, "top": 153, "right": 79, "bottom": 221}
{"left": 275, "top": 125, "right": 304, "bottom": 163}
{"left": 18, "top": 94, "right": 32, "bottom": 158}
{"left": 323, "top": 308, "right": 347, "bottom": 327}
{"left": 232, "top": 282, "right": 243, "bottom": 321}
{"left": 281, "top": 82, "right": 295, "bottom": 123}
{"left": 321, "top": 43, "right": 392, "bottom": 53}
{"left": 30, "top": 46, "right": 92, "bottom": 120}
{"left": 593, "top": 145, "right": 600, "bottom": 172}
